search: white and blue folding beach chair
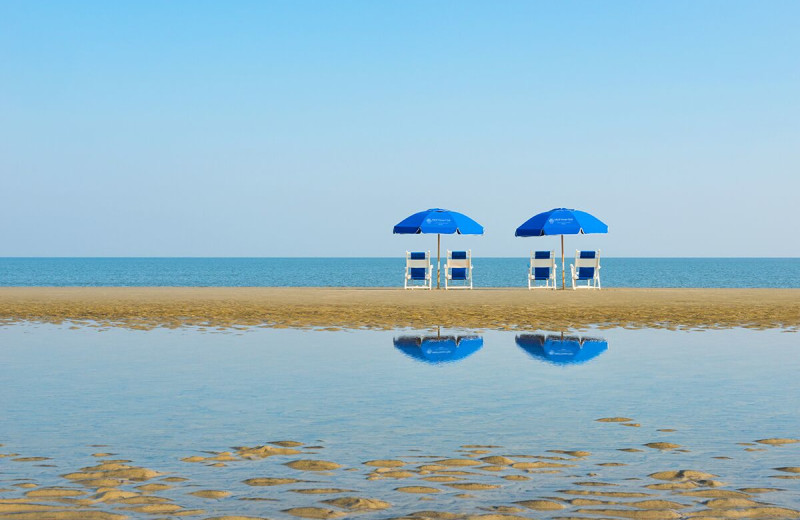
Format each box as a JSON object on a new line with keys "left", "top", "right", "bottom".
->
{"left": 404, "top": 251, "right": 433, "bottom": 290}
{"left": 444, "top": 250, "right": 473, "bottom": 290}
{"left": 570, "top": 250, "right": 601, "bottom": 289}
{"left": 528, "top": 250, "right": 557, "bottom": 290}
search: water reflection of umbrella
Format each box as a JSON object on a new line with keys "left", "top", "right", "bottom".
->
{"left": 515, "top": 333, "right": 608, "bottom": 365}
{"left": 394, "top": 208, "right": 484, "bottom": 289}
{"left": 394, "top": 334, "right": 484, "bottom": 364}
{"left": 515, "top": 208, "right": 608, "bottom": 289}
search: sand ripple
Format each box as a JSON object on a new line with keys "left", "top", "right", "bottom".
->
{"left": 574, "top": 508, "right": 681, "bottom": 519}
{"left": 243, "top": 477, "right": 303, "bottom": 486}
{"left": 284, "top": 507, "right": 346, "bottom": 519}
{"left": 189, "top": 490, "right": 230, "bottom": 499}
{"left": 364, "top": 460, "right": 406, "bottom": 467}
{"left": 649, "top": 470, "right": 717, "bottom": 481}
{"left": 755, "top": 438, "right": 800, "bottom": 445}
{"left": 285, "top": 460, "right": 342, "bottom": 471}
{"left": 644, "top": 442, "right": 680, "bottom": 450}
{"left": 395, "top": 487, "right": 441, "bottom": 494}
{"left": 322, "top": 497, "right": 391, "bottom": 510}
{"left": 515, "top": 500, "right": 564, "bottom": 510}
{"left": 289, "top": 488, "right": 354, "bottom": 494}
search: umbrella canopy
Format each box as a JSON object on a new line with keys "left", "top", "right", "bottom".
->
{"left": 393, "top": 335, "right": 484, "bottom": 364}
{"left": 515, "top": 208, "right": 607, "bottom": 289}
{"left": 515, "top": 334, "right": 608, "bottom": 365}
{"left": 394, "top": 208, "right": 484, "bottom": 235}
{"left": 515, "top": 208, "right": 608, "bottom": 237}
{"left": 394, "top": 208, "right": 484, "bottom": 288}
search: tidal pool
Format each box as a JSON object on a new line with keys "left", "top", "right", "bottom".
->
{"left": 0, "top": 324, "right": 798, "bottom": 519}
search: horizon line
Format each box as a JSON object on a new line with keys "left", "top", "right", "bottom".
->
{"left": 2, "top": 256, "right": 800, "bottom": 260}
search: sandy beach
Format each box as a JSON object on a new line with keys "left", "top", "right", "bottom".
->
{"left": 0, "top": 287, "right": 798, "bottom": 331}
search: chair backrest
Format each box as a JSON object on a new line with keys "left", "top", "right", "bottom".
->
{"left": 447, "top": 250, "right": 471, "bottom": 269}
{"left": 574, "top": 250, "right": 600, "bottom": 278}
{"left": 407, "top": 252, "right": 430, "bottom": 267}
{"left": 406, "top": 251, "right": 430, "bottom": 280}
{"left": 530, "top": 251, "right": 554, "bottom": 279}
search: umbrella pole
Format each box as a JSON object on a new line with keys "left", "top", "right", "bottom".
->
{"left": 561, "top": 234, "right": 565, "bottom": 290}
{"left": 437, "top": 234, "right": 441, "bottom": 289}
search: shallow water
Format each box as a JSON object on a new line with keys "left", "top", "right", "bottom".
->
{"left": 3, "top": 257, "right": 800, "bottom": 287}
{"left": 1, "top": 324, "right": 799, "bottom": 518}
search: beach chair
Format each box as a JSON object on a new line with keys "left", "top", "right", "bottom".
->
{"left": 404, "top": 251, "right": 433, "bottom": 290}
{"left": 528, "top": 250, "right": 557, "bottom": 290}
{"left": 444, "top": 250, "right": 473, "bottom": 290}
{"left": 570, "top": 250, "right": 601, "bottom": 289}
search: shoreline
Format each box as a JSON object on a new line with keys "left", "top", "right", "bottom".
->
{"left": 1, "top": 287, "right": 799, "bottom": 331}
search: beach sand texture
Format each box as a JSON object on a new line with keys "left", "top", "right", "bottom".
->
{"left": 0, "top": 287, "right": 798, "bottom": 331}
{"left": 1, "top": 426, "right": 799, "bottom": 520}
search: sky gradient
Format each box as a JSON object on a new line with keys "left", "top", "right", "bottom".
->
{"left": 1, "top": 1, "right": 798, "bottom": 257}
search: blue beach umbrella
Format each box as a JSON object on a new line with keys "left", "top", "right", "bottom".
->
{"left": 515, "top": 208, "right": 608, "bottom": 289}
{"left": 515, "top": 333, "right": 608, "bottom": 365}
{"left": 393, "top": 335, "right": 484, "bottom": 364}
{"left": 394, "top": 208, "right": 484, "bottom": 289}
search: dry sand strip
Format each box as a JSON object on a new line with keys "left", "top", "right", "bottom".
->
{"left": 1, "top": 287, "right": 799, "bottom": 331}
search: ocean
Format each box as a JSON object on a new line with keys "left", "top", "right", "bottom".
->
{"left": 1, "top": 257, "right": 799, "bottom": 287}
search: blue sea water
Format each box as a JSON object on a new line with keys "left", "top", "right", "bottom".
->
{"left": 2, "top": 257, "right": 800, "bottom": 287}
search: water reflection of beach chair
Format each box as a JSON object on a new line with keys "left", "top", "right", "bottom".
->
{"left": 528, "top": 250, "right": 556, "bottom": 289}
{"left": 444, "top": 250, "right": 473, "bottom": 290}
{"left": 404, "top": 251, "right": 433, "bottom": 290}
{"left": 570, "top": 250, "right": 601, "bottom": 289}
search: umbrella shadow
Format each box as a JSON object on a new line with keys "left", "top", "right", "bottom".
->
{"left": 515, "top": 332, "right": 608, "bottom": 365}
{"left": 393, "top": 328, "right": 484, "bottom": 364}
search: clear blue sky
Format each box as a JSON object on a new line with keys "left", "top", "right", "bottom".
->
{"left": 1, "top": 1, "right": 798, "bottom": 257}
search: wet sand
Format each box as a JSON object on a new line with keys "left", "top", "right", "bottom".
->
{"left": 1, "top": 424, "right": 799, "bottom": 520}
{"left": 0, "top": 287, "right": 799, "bottom": 331}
